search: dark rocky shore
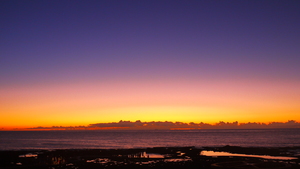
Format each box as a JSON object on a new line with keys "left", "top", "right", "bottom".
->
{"left": 1, "top": 146, "right": 299, "bottom": 169}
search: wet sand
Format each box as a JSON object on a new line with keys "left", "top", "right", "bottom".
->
{"left": 1, "top": 146, "right": 299, "bottom": 169}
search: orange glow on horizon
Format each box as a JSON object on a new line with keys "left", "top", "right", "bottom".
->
{"left": 1, "top": 77, "right": 299, "bottom": 129}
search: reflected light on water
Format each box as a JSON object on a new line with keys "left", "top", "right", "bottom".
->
{"left": 146, "top": 153, "right": 165, "bottom": 158}
{"left": 19, "top": 153, "right": 38, "bottom": 158}
{"left": 201, "top": 151, "right": 298, "bottom": 160}
{"left": 127, "top": 152, "right": 165, "bottom": 158}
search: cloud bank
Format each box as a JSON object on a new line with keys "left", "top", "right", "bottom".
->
{"left": 27, "top": 120, "right": 300, "bottom": 130}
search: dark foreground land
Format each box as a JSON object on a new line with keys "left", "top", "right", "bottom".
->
{"left": 1, "top": 146, "right": 300, "bottom": 169}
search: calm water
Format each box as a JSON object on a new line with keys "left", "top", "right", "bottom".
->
{"left": 0, "top": 129, "right": 299, "bottom": 150}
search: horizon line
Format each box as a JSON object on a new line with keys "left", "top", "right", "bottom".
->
{"left": 1, "top": 120, "right": 299, "bottom": 131}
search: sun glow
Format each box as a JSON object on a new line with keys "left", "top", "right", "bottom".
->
{"left": 0, "top": 77, "right": 299, "bottom": 130}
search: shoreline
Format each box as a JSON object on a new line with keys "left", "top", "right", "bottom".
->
{"left": 1, "top": 146, "right": 299, "bottom": 169}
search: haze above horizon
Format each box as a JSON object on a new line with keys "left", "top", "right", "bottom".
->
{"left": 1, "top": 0, "right": 299, "bottom": 129}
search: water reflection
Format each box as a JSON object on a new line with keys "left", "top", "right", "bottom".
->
{"left": 164, "top": 158, "right": 191, "bottom": 162}
{"left": 87, "top": 157, "right": 192, "bottom": 165}
{"left": 176, "top": 151, "right": 185, "bottom": 156}
{"left": 87, "top": 158, "right": 113, "bottom": 164}
{"left": 87, "top": 151, "right": 192, "bottom": 166}
{"left": 128, "top": 152, "right": 165, "bottom": 158}
{"left": 19, "top": 153, "right": 38, "bottom": 158}
{"left": 201, "top": 151, "right": 298, "bottom": 160}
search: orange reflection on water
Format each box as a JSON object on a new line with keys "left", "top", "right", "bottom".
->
{"left": 201, "top": 151, "right": 298, "bottom": 160}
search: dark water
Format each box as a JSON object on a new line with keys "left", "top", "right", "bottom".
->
{"left": 0, "top": 129, "right": 299, "bottom": 150}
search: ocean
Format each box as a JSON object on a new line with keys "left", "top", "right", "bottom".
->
{"left": 0, "top": 129, "right": 299, "bottom": 150}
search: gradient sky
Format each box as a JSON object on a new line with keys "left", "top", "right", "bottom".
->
{"left": 1, "top": 0, "right": 300, "bottom": 129}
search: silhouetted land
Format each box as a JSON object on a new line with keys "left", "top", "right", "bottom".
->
{"left": 1, "top": 146, "right": 299, "bottom": 169}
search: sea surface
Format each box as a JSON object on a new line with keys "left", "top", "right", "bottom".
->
{"left": 0, "top": 129, "right": 299, "bottom": 150}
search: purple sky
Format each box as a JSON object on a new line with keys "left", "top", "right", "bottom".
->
{"left": 1, "top": 0, "right": 299, "bottom": 86}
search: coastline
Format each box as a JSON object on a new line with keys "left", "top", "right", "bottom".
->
{"left": 1, "top": 146, "right": 299, "bottom": 169}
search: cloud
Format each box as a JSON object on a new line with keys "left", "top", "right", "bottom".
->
{"left": 27, "top": 120, "right": 300, "bottom": 130}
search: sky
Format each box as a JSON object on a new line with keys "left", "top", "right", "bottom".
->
{"left": 1, "top": 0, "right": 300, "bottom": 129}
